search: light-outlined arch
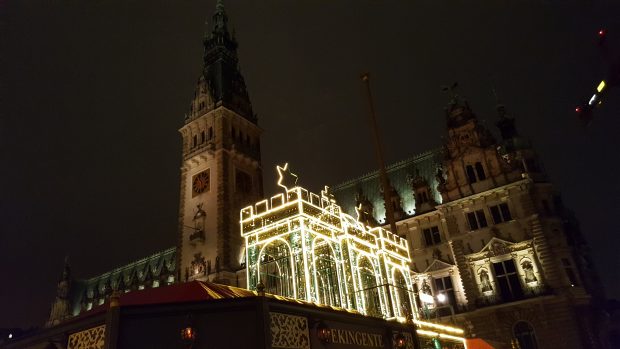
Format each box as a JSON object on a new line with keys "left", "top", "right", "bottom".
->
{"left": 258, "top": 238, "right": 295, "bottom": 298}
{"left": 391, "top": 267, "right": 414, "bottom": 318}
{"left": 356, "top": 255, "right": 382, "bottom": 317}
{"left": 311, "top": 237, "right": 342, "bottom": 307}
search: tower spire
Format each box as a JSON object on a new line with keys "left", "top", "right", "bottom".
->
{"left": 211, "top": 0, "right": 229, "bottom": 36}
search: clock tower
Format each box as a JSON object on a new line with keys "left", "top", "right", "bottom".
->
{"left": 178, "top": 0, "right": 263, "bottom": 285}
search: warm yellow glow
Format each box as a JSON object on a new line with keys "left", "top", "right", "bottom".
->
{"left": 414, "top": 319, "right": 465, "bottom": 334}
{"left": 416, "top": 329, "right": 466, "bottom": 343}
{"left": 242, "top": 163, "right": 417, "bottom": 320}
{"left": 276, "top": 163, "right": 298, "bottom": 191}
{"left": 597, "top": 80, "right": 606, "bottom": 93}
{"left": 241, "top": 163, "right": 467, "bottom": 343}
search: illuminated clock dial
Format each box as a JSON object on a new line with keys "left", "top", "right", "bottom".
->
{"left": 192, "top": 170, "right": 210, "bottom": 196}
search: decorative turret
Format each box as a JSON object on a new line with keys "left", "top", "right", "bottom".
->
{"left": 495, "top": 104, "right": 518, "bottom": 140}
{"left": 46, "top": 257, "right": 72, "bottom": 327}
{"left": 408, "top": 169, "right": 437, "bottom": 214}
{"left": 355, "top": 187, "right": 378, "bottom": 227}
{"left": 380, "top": 180, "right": 406, "bottom": 222}
{"left": 443, "top": 82, "right": 476, "bottom": 129}
{"left": 442, "top": 84, "right": 496, "bottom": 162}
{"left": 493, "top": 104, "right": 545, "bottom": 179}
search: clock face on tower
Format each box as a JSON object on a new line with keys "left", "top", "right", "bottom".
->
{"left": 192, "top": 169, "right": 210, "bottom": 197}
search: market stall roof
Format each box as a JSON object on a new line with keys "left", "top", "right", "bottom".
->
{"left": 66, "top": 280, "right": 358, "bottom": 324}
{"left": 119, "top": 280, "right": 255, "bottom": 306}
{"left": 465, "top": 338, "right": 497, "bottom": 349}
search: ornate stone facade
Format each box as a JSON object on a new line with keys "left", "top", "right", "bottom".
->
{"left": 332, "top": 97, "right": 605, "bottom": 349}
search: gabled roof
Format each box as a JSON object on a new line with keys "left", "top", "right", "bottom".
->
{"left": 70, "top": 248, "right": 176, "bottom": 316}
{"left": 424, "top": 259, "right": 454, "bottom": 273}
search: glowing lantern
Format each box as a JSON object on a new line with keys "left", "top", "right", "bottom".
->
{"left": 180, "top": 326, "right": 196, "bottom": 341}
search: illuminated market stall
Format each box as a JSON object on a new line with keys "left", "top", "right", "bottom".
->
{"left": 240, "top": 163, "right": 468, "bottom": 348}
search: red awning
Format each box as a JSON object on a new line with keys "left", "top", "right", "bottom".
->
{"left": 119, "top": 281, "right": 256, "bottom": 306}
{"left": 465, "top": 338, "right": 497, "bottom": 349}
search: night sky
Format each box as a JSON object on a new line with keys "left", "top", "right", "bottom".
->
{"left": 1, "top": 0, "right": 619, "bottom": 328}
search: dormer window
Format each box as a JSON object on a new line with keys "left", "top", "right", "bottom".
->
{"left": 466, "top": 165, "right": 477, "bottom": 183}
{"left": 417, "top": 190, "right": 429, "bottom": 204}
{"left": 475, "top": 162, "right": 486, "bottom": 180}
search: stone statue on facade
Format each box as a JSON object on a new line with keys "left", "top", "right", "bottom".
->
{"left": 479, "top": 269, "right": 493, "bottom": 292}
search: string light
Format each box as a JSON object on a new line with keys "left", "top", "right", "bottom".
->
{"left": 242, "top": 163, "right": 416, "bottom": 318}
{"left": 241, "top": 163, "right": 465, "bottom": 345}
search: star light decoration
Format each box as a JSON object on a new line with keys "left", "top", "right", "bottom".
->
{"left": 276, "top": 163, "right": 298, "bottom": 191}
{"left": 320, "top": 185, "right": 335, "bottom": 203}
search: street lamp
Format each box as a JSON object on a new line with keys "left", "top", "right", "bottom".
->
{"left": 436, "top": 293, "right": 447, "bottom": 303}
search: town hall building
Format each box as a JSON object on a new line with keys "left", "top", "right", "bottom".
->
{"left": 25, "top": 1, "right": 609, "bottom": 349}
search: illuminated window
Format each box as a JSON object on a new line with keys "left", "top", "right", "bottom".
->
{"left": 434, "top": 276, "right": 456, "bottom": 308}
{"left": 493, "top": 259, "right": 523, "bottom": 301}
{"left": 490, "top": 203, "right": 512, "bottom": 224}
{"left": 423, "top": 226, "right": 441, "bottom": 246}
{"left": 514, "top": 321, "right": 539, "bottom": 349}
{"left": 259, "top": 240, "right": 294, "bottom": 298}
{"left": 358, "top": 257, "right": 382, "bottom": 317}
{"left": 467, "top": 210, "right": 488, "bottom": 230}
{"left": 313, "top": 239, "right": 341, "bottom": 307}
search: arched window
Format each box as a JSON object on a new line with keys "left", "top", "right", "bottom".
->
{"left": 312, "top": 238, "right": 341, "bottom": 307}
{"left": 514, "top": 321, "right": 538, "bottom": 349}
{"left": 393, "top": 269, "right": 413, "bottom": 318}
{"left": 259, "top": 240, "right": 294, "bottom": 298}
{"left": 465, "top": 165, "right": 477, "bottom": 183}
{"left": 357, "top": 257, "right": 382, "bottom": 317}
{"left": 475, "top": 162, "right": 486, "bottom": 180}
{"left": 208, "top": 127, "right": 213, "bottom": 140}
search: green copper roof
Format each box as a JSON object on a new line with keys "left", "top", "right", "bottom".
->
{"left": 70, "top": 247, "right": 176, "bottom": 316}
{"left": 332, "top": 150, "right": 442, "bottom": 224}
